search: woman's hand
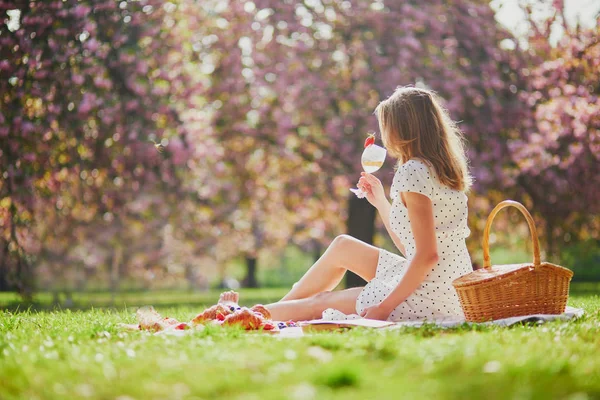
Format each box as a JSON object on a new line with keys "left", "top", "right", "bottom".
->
{"left": 357, "top": 172, "right": 387, "bottom": 210}
{"left": 360, "top": 304, "right": 391, "bottom": 321}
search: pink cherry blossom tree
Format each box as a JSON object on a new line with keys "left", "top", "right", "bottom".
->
{"left": 0, "top": 0, "right": 195, "bottom": 298}
{"left": 507, "top": 3, "right": 599, "bottom": 258}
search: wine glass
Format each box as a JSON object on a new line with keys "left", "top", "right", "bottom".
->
{"left": 350, "top": 138, "right": 387, "bottom": 198}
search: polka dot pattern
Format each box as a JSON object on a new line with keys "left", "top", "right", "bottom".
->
{"left": 335, "top": 158, "right": 472, "bottom": 322}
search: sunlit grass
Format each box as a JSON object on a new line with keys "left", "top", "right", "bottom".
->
{"left": 1, "top": 282, "right": 598, "bottom": 311}
{"left": 0, "top": 288, "right": 289, "bottom": 311}
{"left": 0, "top": 294, "right": 599, "bottom": 399}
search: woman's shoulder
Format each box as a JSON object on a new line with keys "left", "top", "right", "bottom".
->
{"left": 391, "top": 158, "right": 436, "bottom": 198}
{"left": 396, "top": 158, "right": 433, "bottom": 177}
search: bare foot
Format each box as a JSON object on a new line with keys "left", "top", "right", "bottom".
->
{"left": 218, "top": 290, "right": 239, "bottom": 307}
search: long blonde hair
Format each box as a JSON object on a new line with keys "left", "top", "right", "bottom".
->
{"left": 374, "top": 86, "right": 473, "bottom": 192}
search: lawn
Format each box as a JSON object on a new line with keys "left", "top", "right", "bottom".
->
{"left": 0, "top": 287, "right": 291, "bottom": 311}
{"left": 1, "top": 290, "right": 599, "bottom": 400}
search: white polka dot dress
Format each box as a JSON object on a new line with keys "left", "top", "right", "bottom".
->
{"left": 323, "top": 158, "right": 472, "bottom": 322}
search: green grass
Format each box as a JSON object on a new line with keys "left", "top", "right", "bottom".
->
{"left": 0, "top": 288, "right": 290, "bottom": 311}
{"left": 1, "top": 294, "right": 599, "bottom": 399}
{"left": 1, "top": 283, "right": 598, "bottom": 311}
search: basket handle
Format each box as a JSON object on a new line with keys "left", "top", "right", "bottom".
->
{"left": 482, "top": 200, "right": 541, "bottom": 269}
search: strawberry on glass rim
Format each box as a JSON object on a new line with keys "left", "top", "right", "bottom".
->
{"left": 364, "top": 133, "right": 375, "bottom": 148}
{"left": 350, "top": 133, "right": 387, "bottom": 198}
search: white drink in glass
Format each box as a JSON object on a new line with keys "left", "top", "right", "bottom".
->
{"left": 351, "top": 143, "right": 387, "bottom": 198}
{"left": 361, "top": 160, "right": 384, "bottom": 173}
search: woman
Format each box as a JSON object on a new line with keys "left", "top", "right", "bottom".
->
{"left": 227, "top": 86, "right": 473, "bottom": 322}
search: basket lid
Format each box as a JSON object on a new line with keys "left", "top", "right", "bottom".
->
{"left": 452, "top": 262, "right": 573, "bottom": 288}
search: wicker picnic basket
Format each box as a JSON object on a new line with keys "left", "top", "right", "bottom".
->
{"left": 452, "top": 200, "right": 574, "bottom": 322}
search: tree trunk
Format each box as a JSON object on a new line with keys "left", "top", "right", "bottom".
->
{"left": 545, "top": 218, "right": 556, "bottom": 263}
{"left": 244, "top": 257, "right": 258, "bottom": 288}
{"left": 185, "top": 264, "right": 195, "bottom": 290}
{"left": 345, "top": 194, "right": 377, "bottom": 287}
{"left": 0, "top": 240, "right": 10, "bottom": 291}
{"left": 110, "top": 243, "right": 123, "bottom": 304}
{"left": 313, "top": 241, "right": 322, "bottom": 263}
{"left": 16, "top": 256, "right": 34, "bottom": 302}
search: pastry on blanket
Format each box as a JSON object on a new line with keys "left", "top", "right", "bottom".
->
{"left": 222, "top": 308, "right": 264, "bottom": 330}
{"left": 136, "top": 306, "right": 181, "bottom": 332}
{"left": 250, "top": 304, "right": 271, "bottom": 319}
{"left": 191, "top": 304, "right": 233, "bottom": 324}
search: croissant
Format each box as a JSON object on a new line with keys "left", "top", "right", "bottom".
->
{"left": 250, "top": 304, "right": 271, "bottom": 320}
{"left": 137, "top": 306, "right": 182, "bottom": 332}
{"left": 191, "top": 304, "right": 233, "bottom": 324}
{"left": 222, "top": 308, "right": 264, "bottom": 330}
{"left": 163, "top": 317, "right": 180, "bottom": 326}
{"left": 136, "top": 303, "right": 278, "bottom": 332}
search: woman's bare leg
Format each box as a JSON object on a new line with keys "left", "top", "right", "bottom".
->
{"left": 218, "top": 290, "right": 239, "bottom": 307}
{"left": 265, "top": 288, "right": 363, "bottom": 321}
{"left": 280, "top": 235, "right": 380, "bottom": 301}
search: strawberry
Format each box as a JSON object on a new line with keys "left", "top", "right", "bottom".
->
{"left": 216, "top": 312, "right": 226, "bottom": 321}
{"left": 262, "top": 323, "right": 275, "bottom": 331}
{"left": 364, "top": 133, "right": 375, "bottom": 148}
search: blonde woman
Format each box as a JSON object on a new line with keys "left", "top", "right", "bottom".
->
{"left": 221, "top": 86, "right": 473, "bottom": 322}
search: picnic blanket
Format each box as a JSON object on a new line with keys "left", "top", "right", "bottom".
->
{"left": 308, "top": 306, "right": 585, "bottom": 331}
{"left": 146, "top": 306, "right": 585, "bottom": 337}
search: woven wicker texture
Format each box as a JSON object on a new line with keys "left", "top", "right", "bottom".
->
{"left": 452, "top": 200, "right": 573, "bottom": 322}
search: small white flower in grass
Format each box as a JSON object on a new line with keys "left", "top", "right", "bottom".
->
{"left": 237, "top": 394, "right": 259, "bottom": 400}
{"left": 284, "top": 349, "right": 297, "bottom": 360}
{"left": 53, "top": 383, "right": 66, "bottom": 395}
{"left": 76, "top": 383, "right": 94, "bottom": 398}
{"left": 291, "top": 383, "right": 317, "bottom": 400}
{"left": 567, "top": 392, "right": 589, "bottom": 400}
{"left": 126, "top": 348, "right": 136, "bottom": 358}
{"left": 423, "top": 358, "right": 434, "bottom": 373}
{"left": 103, "top": 363, "right": 117, "bottom": 380}
{"left": 67, "top": 335, "right": 74, "bottom": 343}
{"left": 178, "top": 352, "right": 189, "bottom": 362}
{"left": 172, "top": 383, "right": 190, "bottom": 398}
{"left": 95, "top": 353, "right": 104, "bottom": 362}
{"left": 483, "top": 360, "right": 502, "bottom": 373}
{"left": 251, "top": 373, "right": 266, "bottom": 383}
{"left": 307, "top": 346, "right": 333, "bottom": 363}
{"left": 273, "top": 362, "right": 294, "bottom": 374}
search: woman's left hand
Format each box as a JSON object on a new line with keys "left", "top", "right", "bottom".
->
{"left": 360, "top": 304, "right": 390, "bottom": 321}
{"left": 357, "top": 173, "right": 387, "bottom": 210}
